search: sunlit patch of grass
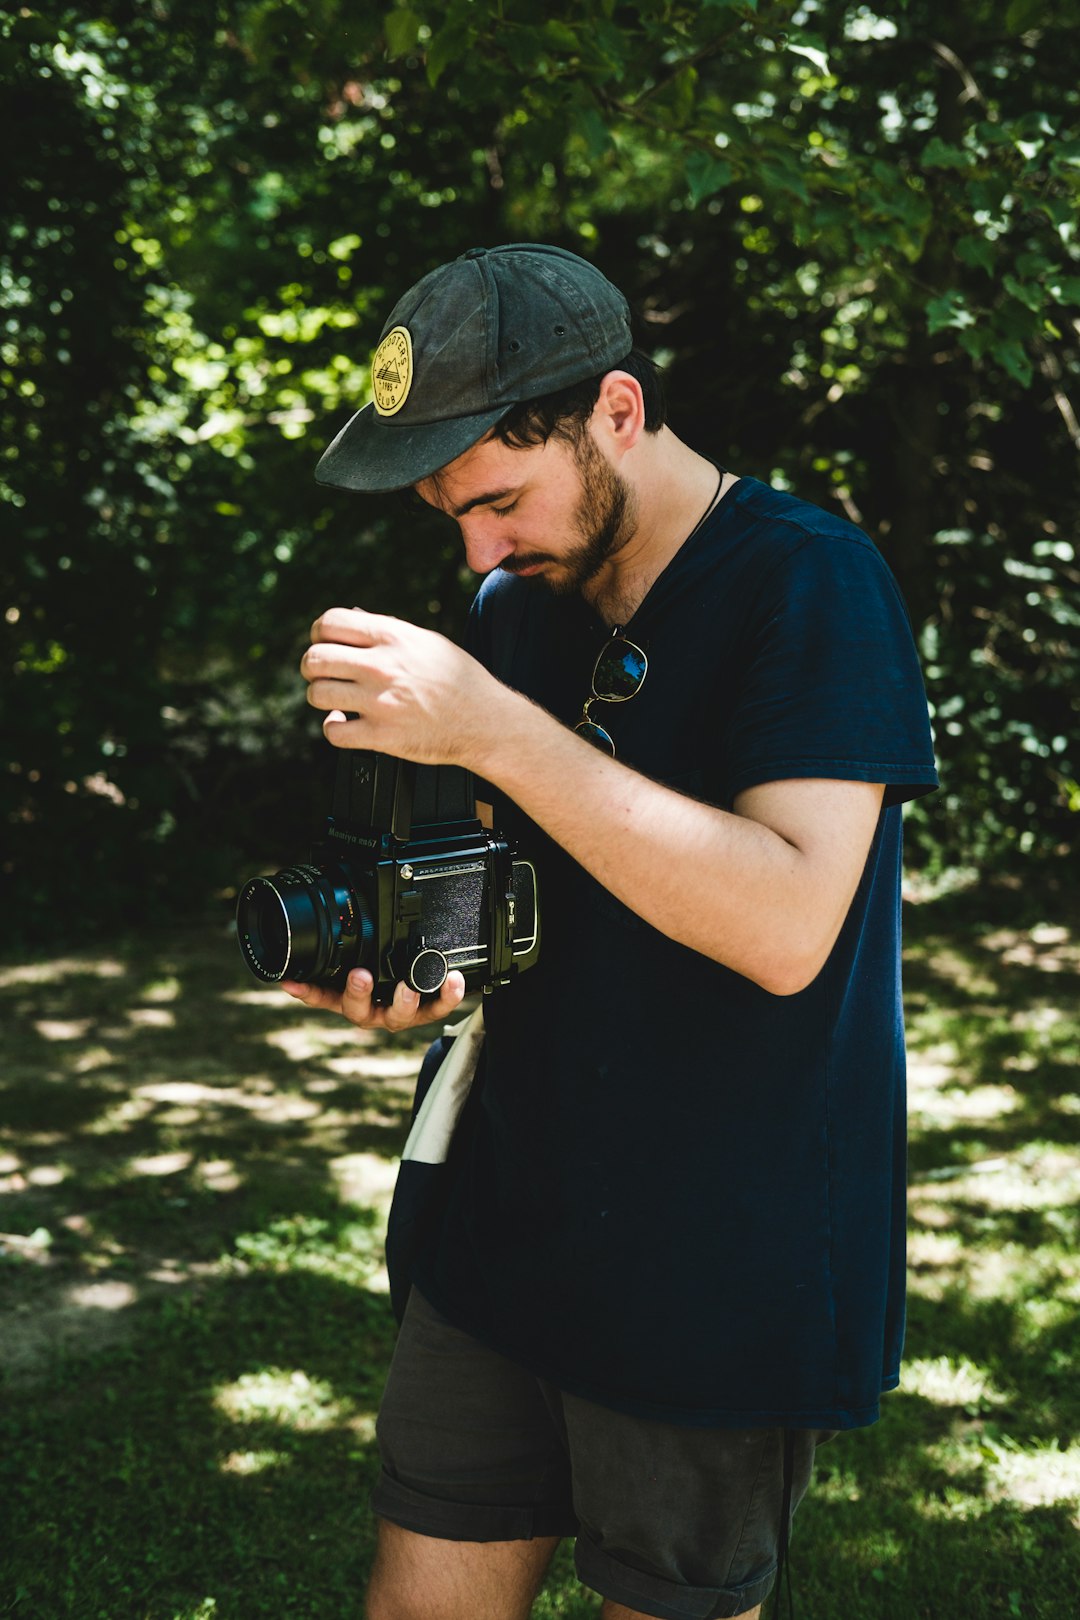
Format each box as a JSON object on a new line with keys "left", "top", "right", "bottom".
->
{"left": 903, "top": 1355, "right": 1010, "bottom": 1411}
{"left": 33, "top": 1017, "right": 95, "bottom": 1040}
{"left": 141, "top": 975, "right": 182, "bottom": 1002}
{"left": 264, "top": 1021, "right": 374, "bottom": 1061}
{"left": 221, "top": 1447, "right": 292, "bottom": 1475}
{"left": 921, "top": 1430, "right": 1080, "bottom": 1519}
{"left": 910, "top": 1079, "right": 1021, "bottom": 1129}
{"left": 0, "top": 957, "right": 126, "bottom": 987}
{"left": 214, "top": 1368, "right": 352, "bottom": 1431}
{"left": 230, "top": 1210, "right": 381, "bottom": 1286}
{"left": 984, "top": 1438, "right": 1080, "bottom": 1517}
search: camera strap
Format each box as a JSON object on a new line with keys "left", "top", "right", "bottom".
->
{"left": 400, "top": 1005, "right": 485, "bottom": 1165}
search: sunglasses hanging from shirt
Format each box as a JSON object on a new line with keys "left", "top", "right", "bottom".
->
{"left": 572, "top": 629, "right": 648, "bottom": 756}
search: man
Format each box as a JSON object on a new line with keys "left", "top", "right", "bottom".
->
{"left": 286, "top": 243, "right": 938, "bottom": 1620}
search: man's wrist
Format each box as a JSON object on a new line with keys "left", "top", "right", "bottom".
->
{"left": 465, "top": 679, "right": 552, "bottom": 784}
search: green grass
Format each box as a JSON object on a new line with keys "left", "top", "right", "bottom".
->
{"left": 1, "top": 879, "right": 1077, "bottom": 1619}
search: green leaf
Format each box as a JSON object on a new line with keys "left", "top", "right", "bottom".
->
{"left": 994, "top": 340, "right": 1034, "bottom": 387}
{"left": 1048, "top": 139, "right": 1080, "bottom": 174}
{"left": 1037, "top": 195, "right": 1076, "bottom": 230}
{"left": 1006, "top": 0, "right": 1043, "bottom": 31}
{"left": 926, "top": 291, "right": 976, "bottom": 334}
{"left": 671, "top": 64, "right": 698, "bottom": 126}
{"left": 1002, "top": 276, "right": 1044, "bottom": 314}
{"left": 785, "top": 30, "right": 830, "bottom": 76}
{"left": 426, "top": 21, "right": 469, "bottom": 86}
{"left": 956, "top": 236, "right": 997, "bottom": 275}
{"left": 686, "top": 152, "right": 733, "bottom": 207}
{"left": 574, "top": 104, "right": 613, "bottom": 159}
{"left": 760, "top": 158, "right": 809, "bottom": 205}
{"left": 966, "top": 175, "right": 1009, "bottom": 214}
{"left": 922, "top": 137, "right": 974, "bottom": 170}
{"left": 998, "top": 296, "right": 1041, "bottom": 341}
{"left": 592, "top": 18, "right": 629, "bottom": 79}
{"left": 541, "top": 20, "right": 580, "bottom": 55}
{"left": 958, "top": 326, "right": 993, "bottom": 361}
{"left": 505, "top": 25, "right": 546, "bottom": 75}
{"left": 1015, "top": 250, "right": 1052, "bottom": 280}
{"left": 1048, "top": 275, "right": 1080, "bottom": 306}
{"left": 384, "top": 8, "right": 421, "bottom": 59}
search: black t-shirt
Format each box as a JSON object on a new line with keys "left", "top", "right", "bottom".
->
{"left": 413, "top": 474, "right": 938, "bottom": 1430}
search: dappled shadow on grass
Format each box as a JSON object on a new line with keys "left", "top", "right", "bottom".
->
{"left": 2, "top": 887, "right": 1078, "bottom": 1618}
{"left": 3, "top": 1268, "right": 398, "bottom": 1618}
{"left": 0, "top": 915, "right": 443, "bottom": 1614}
{"left": 901, "top": 880, "right": 1080, "bottom": 1358}
{"left": 794, "top": 1395, "right": 1080, "bottom": 1620}
{"left": 902, "top": 877, "right": 1079, "bottom": 1128}
{"left": 0, "top": 916, "right": 451, "bottom": 1366}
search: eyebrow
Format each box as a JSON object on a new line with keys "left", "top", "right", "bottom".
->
{"left": 450, "top": 488, "right": 518, "bottom": 518}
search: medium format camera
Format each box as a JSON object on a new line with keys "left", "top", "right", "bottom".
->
{"left": 235, "top": 749, "right": 540, "bottom": 999}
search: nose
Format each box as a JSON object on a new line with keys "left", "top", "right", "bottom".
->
{"left": 460, "top": 520, "right": 516, "bottom": 575}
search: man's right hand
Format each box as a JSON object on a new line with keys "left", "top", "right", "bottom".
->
{"left": 280, "top": 967, "right": 467, "bottom": 1033}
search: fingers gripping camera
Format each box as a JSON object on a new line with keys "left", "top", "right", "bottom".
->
{"left": 236, "top": 751, "right": 540, "bottom": 1000}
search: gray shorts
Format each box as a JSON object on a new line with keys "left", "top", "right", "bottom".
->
{"left": 373, "top": 1290, "right": 835, "bottom": 1620}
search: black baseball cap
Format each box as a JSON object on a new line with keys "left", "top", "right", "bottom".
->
{"left": 314, "top": 243, "right": 633, "bottom": 494}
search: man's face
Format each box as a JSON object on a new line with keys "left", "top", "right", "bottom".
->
{"left": 416, "top": 425, "right": 637, "bottom": 596}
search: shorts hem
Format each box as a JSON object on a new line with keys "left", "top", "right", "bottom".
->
{"left": 372, "top": 1469, "right": 578, "bottom": 1544}
{"left": 411, "top": 1272, "right": 887, "bottom": 1430}
{"left": 576, "top": 1535, "right": 775, "bottom": 1620}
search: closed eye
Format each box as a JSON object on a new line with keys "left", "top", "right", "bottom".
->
{"left": 491, "top": 500, "right": 519, "bottom": 519}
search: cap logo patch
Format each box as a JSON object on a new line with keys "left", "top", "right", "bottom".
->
{"left": 372, "top": 325, "right": 413, "bottom": 417}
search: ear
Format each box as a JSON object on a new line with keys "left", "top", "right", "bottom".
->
{"left": 592, "top": 370, "right": 646, "bottom": 455}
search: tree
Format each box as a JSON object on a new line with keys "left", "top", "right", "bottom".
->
{"left": 2, "top": 0, "right": 1076, "bottom": 941}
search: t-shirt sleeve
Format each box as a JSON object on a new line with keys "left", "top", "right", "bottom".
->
{"left": 726, "top": 533, "right": 938, "bottom": 808}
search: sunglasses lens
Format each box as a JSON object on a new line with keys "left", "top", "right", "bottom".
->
{"left": 573, "top": 719, "right": 616, "bottom": 754}
{"left": 594, "top": 638, "right": 646, "bottom": 700}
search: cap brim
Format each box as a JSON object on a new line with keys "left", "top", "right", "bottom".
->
{"left": 314, "top": 401, "right": 509, "bottom": 494}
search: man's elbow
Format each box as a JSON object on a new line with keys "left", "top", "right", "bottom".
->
{"left": 745, "top": 941, "right": 831, "bottom": 998}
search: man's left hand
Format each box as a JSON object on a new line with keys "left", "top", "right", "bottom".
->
{"left": 301, "top": 606, "right": 504, "bottom": 767}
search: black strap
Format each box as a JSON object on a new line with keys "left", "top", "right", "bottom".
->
{"left": 772, "top": 1428, "right": 796, "bottom": 1619}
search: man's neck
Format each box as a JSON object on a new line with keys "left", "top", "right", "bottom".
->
{"left": 585, "top": 434, "right": 736, "bottom": 625}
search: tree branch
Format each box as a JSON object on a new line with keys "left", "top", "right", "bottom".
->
{"left": 930, "top": 39, "right": 989, "bottom": 112}
{"left": 1037, "top": 341, "right": 1080, "bottom": 452}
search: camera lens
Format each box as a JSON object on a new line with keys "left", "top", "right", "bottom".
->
{"left": 236, "top": 864, "right": 372, "bottom": 984}
{"left": 237, "top": 880, "right": 294, "bottom": 979}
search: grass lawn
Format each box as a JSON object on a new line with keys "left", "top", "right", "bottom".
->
{"left": 1, "top": 878, "right": 1077, "bottom": 1619}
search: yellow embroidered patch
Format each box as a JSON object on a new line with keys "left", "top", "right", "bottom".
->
{"left": 371, "top": 326, "right": 413, "bottom": 417}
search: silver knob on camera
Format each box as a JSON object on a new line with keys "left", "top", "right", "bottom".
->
{"left": 408, "top": 948, "right": 449, "bottom": 995}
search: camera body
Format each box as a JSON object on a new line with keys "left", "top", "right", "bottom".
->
{"left": 236, "top": 749, "right": 540, "bottom": 999}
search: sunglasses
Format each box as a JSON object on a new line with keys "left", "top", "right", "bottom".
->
{"left": 572, "top": 628, "right": 648, "bottom": 756}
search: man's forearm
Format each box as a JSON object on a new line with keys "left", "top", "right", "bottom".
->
{"left": 473, "top": 687, "right": 854, "bottom": 996}
{"left": 298, "top": 607, "right": 881, "bottom": 992}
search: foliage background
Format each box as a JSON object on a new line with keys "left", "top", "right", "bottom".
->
{"left": 2, "top": 0, "right": 1078, "bottom": 938}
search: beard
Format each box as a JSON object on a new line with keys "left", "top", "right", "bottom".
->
{"left": 499, "top": 431, "right": 636, "bottom": 596}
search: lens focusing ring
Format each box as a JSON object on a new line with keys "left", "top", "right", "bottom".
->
{"left": 236, "top": 877, "right": 293, "bottom": 981}
{"left": 236, "top": 864, "right": 371, "bottom": 984}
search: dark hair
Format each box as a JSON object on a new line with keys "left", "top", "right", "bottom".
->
{"left": 494, "top": 348, "right": 667, "bottom": 450}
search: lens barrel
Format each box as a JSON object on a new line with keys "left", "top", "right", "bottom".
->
{"left": 236, "top": 864, "right": 371, "bottom": 984}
